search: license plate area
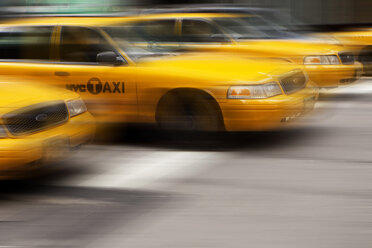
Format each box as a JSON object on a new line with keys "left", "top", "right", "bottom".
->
{"left": 303, "top": 96, "right": 316, "bottom": 112}
{"left": 43, "top": 136, "right": 70, "bottom": 163}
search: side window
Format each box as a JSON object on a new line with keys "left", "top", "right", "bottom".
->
{"left": 0, "top": 26, "right": 53, "bottom": 61}
{"left": 60, "top": 26, "right": 117, "bottom": 63}
{"left": 128, "top": 19, "right": 178, "bottom": 43}
{"left": 181, "top": 19, "right": 228, "bottom": 43}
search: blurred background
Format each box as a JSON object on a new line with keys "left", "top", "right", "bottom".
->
{"left": 1, "top": 1, "right": 372, "bottom": 248}
{"left": 1, "top": 0, "right": 372, "bottom": 25}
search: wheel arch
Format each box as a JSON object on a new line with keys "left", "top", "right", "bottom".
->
{"left": 155, "top": 87, "right": 225, "bottom": 130}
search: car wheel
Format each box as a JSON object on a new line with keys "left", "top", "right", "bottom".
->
{"left": 156, "top": 92, "right": 223, "bottom": 132}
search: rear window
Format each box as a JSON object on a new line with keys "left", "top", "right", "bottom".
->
{"left": 0, "top": 26, "right": 53, "bottom": 61}
{"left": 124, "top": 19, "right": 178, "bottom": 43}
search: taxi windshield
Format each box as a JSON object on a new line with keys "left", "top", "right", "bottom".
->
{"left": 103, "top": 25, "right": 181, "bottom": 62}
{"left": 212, "top": 15, "right": 298, "bottom": 39}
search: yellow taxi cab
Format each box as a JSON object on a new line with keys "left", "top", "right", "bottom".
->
{"left": 0, "top": 17, "right": 318, "bottom": 132}
{"left": 106, "top": 11, "right": 362, "bottom": 88}
{"left": 325, "top": 28, "right": 372, "bottom": 74}
{"left": 0, "top": 79, "right": 95, "bottom": 178}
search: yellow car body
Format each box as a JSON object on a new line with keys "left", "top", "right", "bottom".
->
{"left": 90, "top": 12, "right": 361, "bottom": 88}
{"left": 325, "top": 29, "right": 372, "bottom": 74}
{"left": 326, "top": 29, "right": 372, "bottom": 48}
{"left": 0, "top": 17, "right": 318, "bottom": 132}
{"left": 0, "top": 80, "right": 95, "bottom": 177}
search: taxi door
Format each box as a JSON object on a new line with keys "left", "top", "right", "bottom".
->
{"left": 52, "top": 25, "right": 138, "bottom": 123}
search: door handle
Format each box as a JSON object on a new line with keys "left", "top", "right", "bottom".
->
{"left": 54, "top": 71, "right": 70, "bottom": 76}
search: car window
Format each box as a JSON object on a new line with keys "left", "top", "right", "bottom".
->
{"left": 213, "top": 17, "right": 292, "bottom": 39}
{"left": 127, "top": 19, "right": 178, "bottom": 43}
{"left": 103, "top": 23, "right": 181, "bottom": 62}
{"left": 0, "top": 26, "right": 53, "bottom": 61}
{"left": 181, "top": 19, "right": 228, "bottom": 43}
{"left": 60, "top": 26, "right": 118, "bottom": 63}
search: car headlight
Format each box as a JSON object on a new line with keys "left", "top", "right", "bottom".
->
{"left": 0, "top": 124, "right": 7, "bottom": 138}
{"left": 227, "top": 82, "right": 282, "bottom": 99}
{"left": 304, "top": 55, "right": 340, "bottom": 65}
{"left": 66, "top": 98, "right": 87, "bottom": 117}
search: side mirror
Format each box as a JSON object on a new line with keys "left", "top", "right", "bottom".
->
{"left": 96, "top": 51, "right": 123, "bottom": 65}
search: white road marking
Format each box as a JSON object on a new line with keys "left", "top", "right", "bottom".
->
{"left": 333, "top": 81, "right": 372, "bottom": 95}
{"left": 316, "top": 78, "right": 372, "bottom": 109}
{"left": 54, "top": 149, "right": 217, "bottom": 191}
{"left": 321, "top": 78, "right": 372, "bottom": 95}
{"left": 315, "top": 101, "right": 357, "bottom": 109}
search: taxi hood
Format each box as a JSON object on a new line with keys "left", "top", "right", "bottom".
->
{"left": 0, "top": 80, "right": 78, "bottom": 111}
{"left": 320, "top": 30, "right": 372, "bottom": 46}
{"left": 239, "top": 39, "right": 345, "bottom": 54}
{"left": 192, "top": 39, "right": 347, "bottom": 58}
{"left": 136, "top": 52, "right": 301, "bottom": 83}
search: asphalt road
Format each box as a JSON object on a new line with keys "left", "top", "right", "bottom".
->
{"left": 1, "top": 79, "right": 372, "bottom": 248}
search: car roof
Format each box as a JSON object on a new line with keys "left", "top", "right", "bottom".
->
{"left": 0, "top": 12, "right": 248, "bottom": 27}
{"left": 138, "top": 5, "right": 275, "bottom": 15}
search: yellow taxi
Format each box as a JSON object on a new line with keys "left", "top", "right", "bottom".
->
{"left": 0, "top": 79, "right": 95, "bottom": 177}
{"left": 325, "top": 28, "right": 372, "bottom": 74}
{"left": 0, "top": 17, "right": 318, "bottom": 132}
{"left": 106, "top": 12, "right": 361, "bottom": 88}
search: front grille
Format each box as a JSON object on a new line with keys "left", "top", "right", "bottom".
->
{"left": 4, "top": 101, "right": 68, "bottom": 136}
{"left": 339, "top": 52, "right": 355, "bottom": 64}
{"left": 279, "top": 70, "right": 307, "bottom": 94}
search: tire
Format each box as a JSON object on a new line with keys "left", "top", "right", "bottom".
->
{"left": 156, "top": 91, "right": 223, "bottom": 132}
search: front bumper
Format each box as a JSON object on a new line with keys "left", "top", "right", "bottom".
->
{"left": 220, "top": 86, "right": 318, "bottom": 132}
{"left": 0, "top": 112, "right": 95, "bottom": 177}
{"left": 305, "top": 62, "right": 363, "bottom": 87}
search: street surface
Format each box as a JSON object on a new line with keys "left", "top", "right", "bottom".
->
{"left": 1, "top": 78, "right": 372, "bottom": 247}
